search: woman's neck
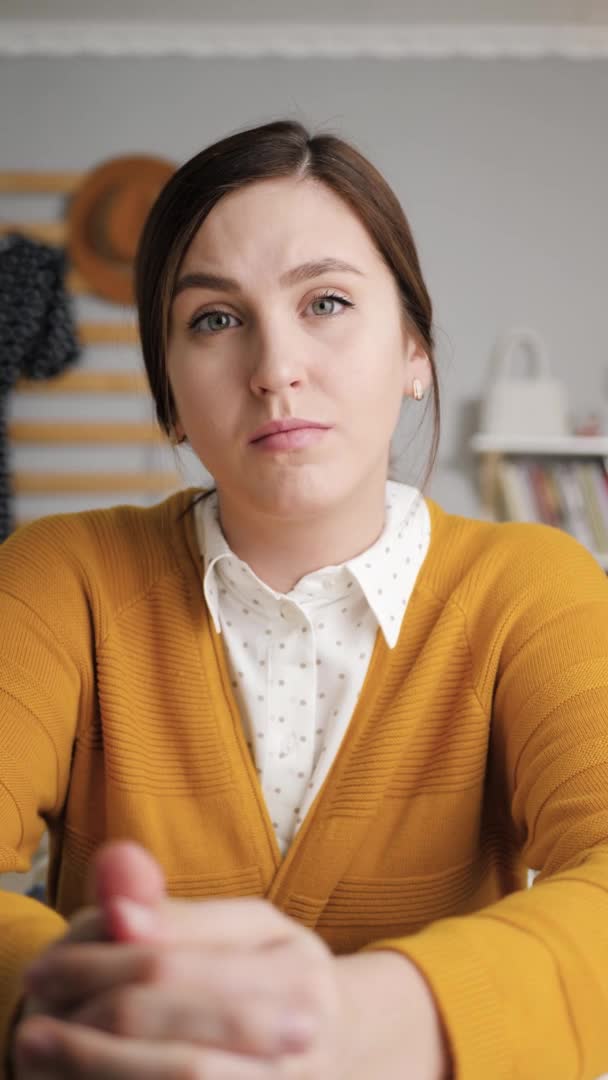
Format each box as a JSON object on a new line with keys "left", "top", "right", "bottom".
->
{"left": 216, "top": 481, "right": 388, "bottom": 595}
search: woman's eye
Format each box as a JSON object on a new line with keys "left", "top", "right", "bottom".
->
{"left": 189, "top": 311, "right": 240, "bottom": 334}
{"left": 309, "top": 294, "right": 353, "bottom": 317}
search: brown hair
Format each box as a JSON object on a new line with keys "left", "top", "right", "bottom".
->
{"left": 134, "top": 118, "right": 440, "bottom": 492}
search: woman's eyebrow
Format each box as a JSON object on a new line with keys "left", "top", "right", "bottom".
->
{"left": 280, "top": 258, "right": 364, "bottom": 286}
{"left": 173, "top": 258, "right": 364, "bottom": 299}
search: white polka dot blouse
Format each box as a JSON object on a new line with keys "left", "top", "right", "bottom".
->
{"left": 194, "top": 481, "right": 431, "bottom": 858}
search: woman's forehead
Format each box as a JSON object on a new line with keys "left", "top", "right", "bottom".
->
{"left": 181, "top": 176, "right": 385, "bottom": 278}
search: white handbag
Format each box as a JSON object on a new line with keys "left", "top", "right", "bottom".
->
{"left": 479, "top": 328, "right": 570, "bottom": 438}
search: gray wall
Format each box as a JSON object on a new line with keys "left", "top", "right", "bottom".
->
{"left": 2, "top": 54, "right": 608, "bottom": 518}
{"left": 3, "top": 0, "right": 606, "bottom": 22}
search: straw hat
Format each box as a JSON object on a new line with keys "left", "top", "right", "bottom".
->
{"left": 67, "top": 153, "right": 176, "bottom": 305}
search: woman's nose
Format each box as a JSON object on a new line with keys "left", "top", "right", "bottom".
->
{"left": 248, "top": 320, "right": 306, "bottom": 395}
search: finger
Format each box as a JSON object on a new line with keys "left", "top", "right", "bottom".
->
{"left": 14, "top": 1015, "right": 302, "bottom": 1079}
{"left": 24, "top": 908, "right": 109, "bottom": 999}
{"left": 88, "top": 841, "right": 166, "bottom": 920}
{"left": 69, "top": 983, "right": 317, "bottom": 1058}
{"left": 109, "top": 893, "right": 303, "bottom": 949}
{"left": 23, "top": 943, "right": 155, "bottom": 1009}
{"left": 63, "top": 907, "right": 109, "bottom": 944}
{"left": 24, "top": 907, "right": 109, "bottom": 979}
{"left": 22, "top": 940, "right": 323, "bottom": 1027}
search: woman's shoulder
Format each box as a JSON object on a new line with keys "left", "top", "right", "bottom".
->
{"left": 422, "top": 495, "right": 607, "bottom": 608}
{"left": 0, "top": 487, "right": 203, "bottom": 618}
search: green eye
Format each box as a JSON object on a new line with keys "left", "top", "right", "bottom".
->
{"left": 190, "top": 311, "right": 239, "bottom": 334}
{"left": 309, "top": 294, "right": 353, "bottom": 317}
{"left": 312, "top": 298, "right": 337, "bottom": 315}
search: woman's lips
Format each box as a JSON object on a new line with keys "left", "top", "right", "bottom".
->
{"left": 252, "top": 427, "right": 329, "bottom": 451}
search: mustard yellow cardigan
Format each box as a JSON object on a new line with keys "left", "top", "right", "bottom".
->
{"left": 2, "top": 488, "right": 608, "bottom": 1078}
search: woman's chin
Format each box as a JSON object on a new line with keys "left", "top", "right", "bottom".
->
{"left": 244, "top": 472, "right": 343, "bottom": 520}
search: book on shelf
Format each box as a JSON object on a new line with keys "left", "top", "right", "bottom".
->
{"left": 494, "top": 456, "right": 608, "bottom": 557}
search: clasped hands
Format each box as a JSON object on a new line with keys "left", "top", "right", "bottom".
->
{"left": 13, "top": 842, "right": 449, "bottom": 1079}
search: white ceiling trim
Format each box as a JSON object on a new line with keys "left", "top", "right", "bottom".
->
{"left": 1, "top": 20, "right": 608, "bottom": 58}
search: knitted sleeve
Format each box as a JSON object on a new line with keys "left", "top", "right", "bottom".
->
{"left": 0, "top": 516, "right": 94, "bottom": 1060}
{"left": 362, "top": 526, "right": 608, "bottom": 1079}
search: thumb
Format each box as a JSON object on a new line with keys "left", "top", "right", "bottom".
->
{"left": 88, "top": 840, "right": 167, "bottom": 942}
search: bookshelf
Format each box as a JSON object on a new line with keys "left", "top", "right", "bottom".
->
{"left": 470, "top": 434, "right": 608, "bottom": 571}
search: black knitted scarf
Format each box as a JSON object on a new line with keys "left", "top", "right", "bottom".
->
{"left": 0, "top": 234, "right": 81, "bottom": 542}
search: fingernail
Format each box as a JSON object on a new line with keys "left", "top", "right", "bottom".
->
{"left": 278, "top": 1011, "right": 318, "bottom": 1053}
{"left": 113, "top": 897, "right": 157, "bottom": 936}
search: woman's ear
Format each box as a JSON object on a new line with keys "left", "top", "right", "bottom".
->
{"left": 402, "top": 334, "right": 431, "bottom": 399}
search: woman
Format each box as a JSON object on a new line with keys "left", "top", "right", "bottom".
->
{"left": 3, "top": 119, "right": 608, "bottom": 1079}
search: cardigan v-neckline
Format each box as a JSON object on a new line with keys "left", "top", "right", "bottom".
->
{"left": 168, "top": 488, "right": 434, "bottom": 915}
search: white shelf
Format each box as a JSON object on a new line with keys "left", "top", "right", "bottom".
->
{"left": 470, "top": 434, "right": 608, "bottom": 456}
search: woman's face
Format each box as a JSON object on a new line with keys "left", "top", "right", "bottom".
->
{"left": 167, "top": 176, "right": 428, "bottom": 518}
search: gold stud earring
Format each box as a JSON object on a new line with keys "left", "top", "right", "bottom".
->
{"left": 412, "top": 378, "right": 424, "bottom": 402}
